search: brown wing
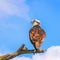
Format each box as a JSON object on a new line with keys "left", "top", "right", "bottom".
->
{"left": 29, "top": 25, "right": 46, "bottom": 49}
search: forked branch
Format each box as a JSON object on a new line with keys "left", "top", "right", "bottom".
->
{"left": 0, "top": 44, "right": 45, "bottom": 60}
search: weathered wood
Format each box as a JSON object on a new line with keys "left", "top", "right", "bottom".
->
{"left": 0, "top": 44, "right": 45, "bottom": 60}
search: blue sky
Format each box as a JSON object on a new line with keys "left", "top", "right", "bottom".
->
{"left": 0, "top": 0, "right": 60, "bottom": 57}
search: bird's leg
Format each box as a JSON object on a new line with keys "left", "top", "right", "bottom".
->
{"left": 33, "top": 49, "right": 37, "bottom": 55}
{"left": 33, "top": 46, "right": 37, "bottom": 54}
{"left": 34, "top": 49, "right": 36, "bottom": 52}
{"left": 34, "top": 46, "right": 40, "bottom": 53}
{"left": 33, "top": 49, "right": 40, "bottom": 55}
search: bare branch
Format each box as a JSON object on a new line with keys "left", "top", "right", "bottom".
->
{"left": 0, "top": 44, "right": 46, "bottom": 60}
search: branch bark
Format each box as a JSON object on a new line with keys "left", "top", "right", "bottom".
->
{"left": 0, "top": 44, "right": 45, "bottom": 60}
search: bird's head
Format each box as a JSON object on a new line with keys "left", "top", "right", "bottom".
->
{"left": 31, "top": 19, "right": 40, "bottom": 27}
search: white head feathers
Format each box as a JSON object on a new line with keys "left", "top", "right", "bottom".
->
{"left": 32, "top": 19, "right": 40, "bottom": 23}
{"left": 31, "top": 19, "right": 40, "bottom": 27}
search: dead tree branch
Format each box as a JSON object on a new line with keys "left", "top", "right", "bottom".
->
{"left": 0, "top": 44, "right": 46, "bottom": 60}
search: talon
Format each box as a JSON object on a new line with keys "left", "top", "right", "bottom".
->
{"left": 34, "top": 50, "right": 36, "bottom": 52}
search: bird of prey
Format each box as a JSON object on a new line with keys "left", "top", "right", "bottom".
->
{"left": 29, "top": 19, "right": 46, "bottom": 51}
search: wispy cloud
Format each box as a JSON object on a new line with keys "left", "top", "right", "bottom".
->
{"left": 0, "top": 0, "right": 30, "bottom": 20}
{"left": 0, "top": 0, "right": 31, "bottom": 29}
{"left": 12, "top": 46, "right": 60, "bottom": 60}
{"left": 0, "top": 53, "right": 3, "bottom": 56}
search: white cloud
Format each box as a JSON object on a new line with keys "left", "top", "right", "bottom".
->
{"left": 0, "top": 0, "right": 30, "bottom": 20}
{"left": 12, "top": 46, "right": 60, "bottom": 60}
{"left": 12, "top": 57, "right": 31, "bottom": 60}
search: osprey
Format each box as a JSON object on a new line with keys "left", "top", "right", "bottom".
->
{"left": 29, "top": 19, "right": 46, "bottom": 51}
